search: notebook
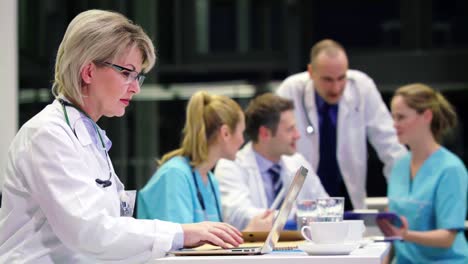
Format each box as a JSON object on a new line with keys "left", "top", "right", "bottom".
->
{"left": 241, "top": 230, "right": 303, "bottom": 242}
{"left": 170, "top": 165, "right": 308, "bottom": 256}
{"left": 344, "top": 210, "right": 404, "bottom": 241}
{"left": 344, "top": 211, "right": 403, "bottom": 228}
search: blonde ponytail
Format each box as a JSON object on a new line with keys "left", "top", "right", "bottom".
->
{"left": 159, "top": 91, "right": 242, "bottom": 167}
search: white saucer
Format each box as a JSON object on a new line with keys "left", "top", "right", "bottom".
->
{"left": 298, "top": 242, "right": 360, "bottom": 255}
{"left": 355, "top": 238, "right": 373, "bottom": 247}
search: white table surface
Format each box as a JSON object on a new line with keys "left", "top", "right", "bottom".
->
{"left": 152, "top": 242, "right": 390, "bottom": 264}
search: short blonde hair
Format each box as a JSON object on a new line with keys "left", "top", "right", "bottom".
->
{"left": 159, "top": 91, "right": 243, "bottom": 167}
{"left": 52, "top": 9, "right": 155, "bottom": 104}
{"left": 394, "top": 83, "right": 457, "bottom": 142}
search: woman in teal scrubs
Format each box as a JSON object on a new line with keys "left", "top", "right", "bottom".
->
{"left": 381, "top": 83, "right": 468, "bottom": 263}
{"left": 138, "top": 91, "right": 272, "bottom": 230}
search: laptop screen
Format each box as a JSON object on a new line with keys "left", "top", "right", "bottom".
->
{"left": 260, "top": 166, "right": 308, "bottom": 253}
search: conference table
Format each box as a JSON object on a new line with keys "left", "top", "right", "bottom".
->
{"left": 152, "top": 241, "right": 390, "bottom": 264}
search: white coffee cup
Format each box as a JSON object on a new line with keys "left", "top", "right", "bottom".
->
{"left": 344, "top": 220, "right": 366, "bottom": 242}
{"left": 301, "top": 221, "right": 349, "bottom": 244}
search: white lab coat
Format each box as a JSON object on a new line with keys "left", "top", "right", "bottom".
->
{"left": 0, "top": 99, "right": 181, "bottom": 263}
{"left": 277, "top": 70, "right": 407, "bottom": 209}
{"left": 215, "top": 142, "right": 328, "bottom": 230}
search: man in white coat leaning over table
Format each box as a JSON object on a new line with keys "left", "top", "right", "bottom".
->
{"left": 215, "top": 93, "right": 328, "bottom": 230}
{"left": 276, "top": 39, "right": 407, "bottom": 210}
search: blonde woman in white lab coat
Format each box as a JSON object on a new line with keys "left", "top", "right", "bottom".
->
{"left": 0, "top": 10, "right": 242, "bottom": 263}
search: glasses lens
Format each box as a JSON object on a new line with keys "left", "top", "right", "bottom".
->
{"left": 137, "top": 75, "right": 146, "bottom": 87}
{"left": 124, "top": 72, "right": 144, "bottom": 87}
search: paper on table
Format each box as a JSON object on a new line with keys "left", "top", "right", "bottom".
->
{"left": 193, "top": 241, "right": 306, "bottom": 251}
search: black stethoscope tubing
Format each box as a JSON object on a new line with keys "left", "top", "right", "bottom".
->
{"left": 191, "top": 169, "right": 223, "bottom": 222}
{"left": 301, "top": 89, "right": 316, "bottom": 135}
{"left": 58, "top": 98, "right": 113, "bottom": 188}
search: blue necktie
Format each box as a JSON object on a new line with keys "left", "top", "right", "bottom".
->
{"left": 268, "top": 164, "right": 283, "bottom": 201}
{"left": 317, "top": 103, "right": 343, "bottom": 196}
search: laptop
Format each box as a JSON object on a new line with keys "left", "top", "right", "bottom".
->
{"left": 170, "top": 165, "right": 308, "bottom": 256}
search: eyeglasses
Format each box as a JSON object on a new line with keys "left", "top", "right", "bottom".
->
{"left": 99, "top": 61, "right": 146, "bottom": 87}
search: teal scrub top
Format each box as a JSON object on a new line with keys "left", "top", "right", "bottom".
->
{"left": 388, "top": 147, "right": 468, "bottom": 264}
{"left": 137, "top": 156, "right": 222, "bottom": 223}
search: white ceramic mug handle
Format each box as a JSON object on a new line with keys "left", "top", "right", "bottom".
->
{"left": 301, "top": 226, "right": 313, "bottom": 241}
{"left": 359, "top": 222, "right": 366, "bottom": 234}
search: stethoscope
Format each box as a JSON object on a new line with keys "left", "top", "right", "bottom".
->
{"left": 301, "top": 78, "right": 361, "bottom": 135}
{"left": 58, "top": 98, "right": 113, "bottom": 188}
{"left": 191, "top": 169, "right": 223, "bottom": 221}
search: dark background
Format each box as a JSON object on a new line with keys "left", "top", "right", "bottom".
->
{"left": 18, "top": 0, "right": 468, "bottom": 200}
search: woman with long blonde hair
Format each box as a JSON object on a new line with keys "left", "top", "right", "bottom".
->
{"left": 138, "top": 91, "right": 272, "bottom": 230}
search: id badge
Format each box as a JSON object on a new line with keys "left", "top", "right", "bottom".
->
{"left": 120, "top": 190, "right": 136, "bottom": 217}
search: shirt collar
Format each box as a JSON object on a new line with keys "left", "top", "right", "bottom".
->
{"left": 56, "top": 96, "right": 112, "bottom": 151}
{"left": 315, "top": 90, "right": 326, "bottom": 112}
{"left": 314, "top": 91, "right": 338, "bottom": 114}
{"left": 253, "top": 149, "right": 278, "bottom": 174}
